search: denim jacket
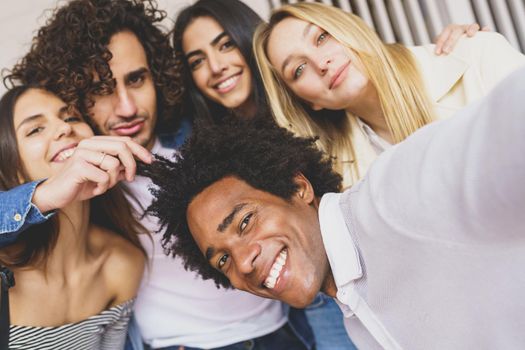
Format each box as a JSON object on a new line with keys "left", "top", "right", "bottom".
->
{"left": 0, "top": 180, "right": 55, "bottom": 247}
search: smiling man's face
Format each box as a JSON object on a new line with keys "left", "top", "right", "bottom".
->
{"left": 187, "top": 174, "right": 333, "bottom": 307}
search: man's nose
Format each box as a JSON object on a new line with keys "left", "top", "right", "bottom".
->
{"left": 233, "top": 241, "right": 262, "bottom": 275}
{"left": 114, "top": 87, "right": 138, "bottom": 118}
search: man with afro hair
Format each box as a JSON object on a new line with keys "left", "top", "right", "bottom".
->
{"left": 144, "top": 68, "right": 525, "bottom": 350}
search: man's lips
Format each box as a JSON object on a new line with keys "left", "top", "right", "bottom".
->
{"left": 329, "top": 61, "right": 351, "bottom": 90}
{"left": 111, "top": 120, "right": 145, "bottom": 136}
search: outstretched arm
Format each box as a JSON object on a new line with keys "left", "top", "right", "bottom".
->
{"left": 365, "top": 66, "right": 525, "bottom": 241}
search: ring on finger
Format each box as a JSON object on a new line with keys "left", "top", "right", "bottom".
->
{"left": 98, "top": 152, "right": 107, "bottom": 167}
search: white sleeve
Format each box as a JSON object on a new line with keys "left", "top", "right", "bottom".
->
{"left": 364, "top": 66, "right": 525, "bottom": 241}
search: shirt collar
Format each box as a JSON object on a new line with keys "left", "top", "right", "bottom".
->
{"left": 409, "top": 45, "right": 469, "bottom": 102}
{"left": 319, "top": 192, "right": 363, "bottom": 289}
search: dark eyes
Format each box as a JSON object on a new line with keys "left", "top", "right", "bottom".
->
{"left": 187, "top": 37, "right": 236, "bottom": 71}
{"left": 64, "top": 115, "right": 82, "bottom": 123}
{"left": 26, "top": 115, "right": 82, "bottom": 137}
{"left": 220, "top": 39, "right": 235, "bottom": 51}
{"left": 128, "top": 74, "right": 145, "bottom": 87}
{"left": 189, "top": 57, "right": 204, "bottom": 71}
{"left": 240, "top": 213, "right": 253, "bottom": 232}
{"left": 217, "top": 254, "right": 229, "bottom": 269}
{"left": 26, "top": 126, "right": 44, "bottom": 137}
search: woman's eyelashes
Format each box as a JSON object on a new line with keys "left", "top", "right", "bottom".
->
{"left": 26, "top": 125, "right": 44, "bottom": 137}
{"left": 292, "top": 31, "right": 330, "bottom": 80}
{"left": 189, "top": 56, "right": 204, "bottom": 71}
{"left": 293, "top": 63, "right": 306, "bottom": 80}
{"left": 25, "top": 115, "right": 82, "bottom": 137}
{"left": 316, "top": 31, "right": 329, "bottom": 46}
{"left": 219, "top": 38, "right": 235, "bottom": 51}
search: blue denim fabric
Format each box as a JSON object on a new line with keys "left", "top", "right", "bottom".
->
{"left": 158, "top": 117, "right": 192, "bottom": 150}
{"left": 305, "top": 293, "right": 357, "bottom": 350}
{"left": 155, "top": 322, "right": 309, "bottom": 350}
{"left": 0, "top": 180, "right": 55, "bottom": 248}
{"left": 124, "top": 314, "right": 144, "bottom": 350}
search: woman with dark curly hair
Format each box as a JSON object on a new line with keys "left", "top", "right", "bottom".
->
{"left": 0, "top": 86, "right": 148, "bottom": 349}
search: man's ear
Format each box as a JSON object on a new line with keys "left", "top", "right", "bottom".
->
{"left": 293, "top": 172, "right": 315, "bottom": 204}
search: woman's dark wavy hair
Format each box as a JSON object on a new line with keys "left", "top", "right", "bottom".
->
{"left": 172, "top": 0, "right": 268, "bottom": 123}
{"left": 140, "top": 117, "right": 342, "bottom": 288}
{"left": 4, "top": 0, "right": 183, "bottom": 132}
{"left": 0, "top": 86, "right": 147, "bottom": 268}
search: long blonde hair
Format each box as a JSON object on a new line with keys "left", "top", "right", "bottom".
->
{"left": 254, "top": 2, "right": 435, "bottom": 184}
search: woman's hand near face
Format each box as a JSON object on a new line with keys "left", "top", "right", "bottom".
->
{"left": 434, "top": 23, "right": 490, "bottom": 55}
{"left": 32, "top": 136, "right": 152, "bottom": 213}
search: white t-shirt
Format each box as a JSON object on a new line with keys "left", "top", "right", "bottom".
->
{"left": 126, "top": 139, "right": 286, "bottom": 349}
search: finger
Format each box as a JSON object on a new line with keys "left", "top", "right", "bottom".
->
{"left": 434, "top": 26, "right": 453, "bottom": 54}
{"left": 442, "top": 28, "right": 464, "bottom": 54}
{"left": 481, "top": 25, "right": 490, "bottom": 32}
{"left": 81, "top": 136, "right": 153, "bottom": 163}
{"left": 77, "top": 139, "right": 138, "bottom": 181}
{"left": 466, "top": 23, "right": 480, "bottom": 36}
{"left": 98, "top": 155, "right": 123, "bottom": 188}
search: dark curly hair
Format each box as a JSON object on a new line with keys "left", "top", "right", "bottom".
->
{"left": 5, "top": 0, "right": 182, "bottom": 132}
{"left": 140, "top": 117, "right": 342, "bottom": 288}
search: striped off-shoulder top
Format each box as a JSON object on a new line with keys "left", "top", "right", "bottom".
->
{"left": 9, "top": 299, "right": 134, "bottom": 350}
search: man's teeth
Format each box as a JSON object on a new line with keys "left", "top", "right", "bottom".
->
{"left": 264, "top": 249, "right": 287, "bottom": 289}
{"left": 56, "top": 148, "right": 75, "bottom": 161}
{"left": 216, "top": 75, "right": 239, "bottom": 90}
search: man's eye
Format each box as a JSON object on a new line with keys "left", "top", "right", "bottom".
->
{"left": 240, "top": 213, "right": 253, "bottom": 232}
{"left": 293, "top": 63, "right": 306, "bottom": 80}
{"left": 217, "top": 254, "right": 229, "bottom": 269}
{"left": 129, "top": 74, "right": 145, "bottom": 86}
{"left": 317, "top": 31, "right": 329, "bottom": 45}
{"left": 189, "top": 57, "right": 204, "bottom": 70}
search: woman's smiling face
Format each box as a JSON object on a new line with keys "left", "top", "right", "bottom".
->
{"left": 13, "top": 88, "right": 93, "bottom": 182}
{"left": 182, "top": 16, "right": 253, "bottom": 112}
{"left": 267, "top": 16, "right": 370, "bottom": 111}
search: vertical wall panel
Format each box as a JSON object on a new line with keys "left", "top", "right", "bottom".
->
{"left": 369, "top": 0, "right": 396, "bottom": 42}
{"left": 490, "top": 0, "right": 520, "bottom": 49}
{"left": 404, "top": 0, "right": 432, "bottom": 44}
{"left": 508, "top": 0, "right": 525, "bottom": 51}
{"left": 387, "top": 0, "right": 415, "bottom": 45}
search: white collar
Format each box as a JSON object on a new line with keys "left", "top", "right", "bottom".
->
{"left": 319, "top": 192, "right": 363, "bottom": 289}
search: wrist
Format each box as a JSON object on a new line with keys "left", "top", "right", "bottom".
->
{"left": 32, "top": 179, "right": 55, "bottom": 214}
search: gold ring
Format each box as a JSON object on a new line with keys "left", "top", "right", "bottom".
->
{"left": 98, "top": 152, "right": 107, "bottom": 166}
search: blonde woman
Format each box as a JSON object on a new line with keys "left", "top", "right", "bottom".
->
{"left": 254, "top": 2, "right": 525, "bottom": 187}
